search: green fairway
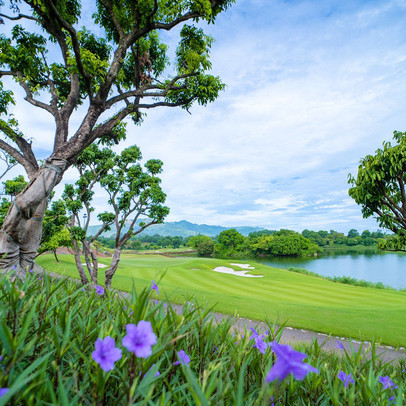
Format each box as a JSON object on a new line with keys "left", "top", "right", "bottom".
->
{"left": 36, "top": 254, "right": 406, "bottom": 347}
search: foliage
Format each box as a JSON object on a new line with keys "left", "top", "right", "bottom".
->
{"left": 302, "top": 228, "right": 386, "bottom": 248}
{"left": 249, "top": 229, "right": 320, "bottom": 257}
{"left": 0, "top": 271, "right": 405, "bottom": 404}
{"left": 186, "top": 234, "right": 214, "bottom": 256}
{"left": 37, "top": 228, "right": 72, "bottom": 261}
{"left": 214, "top": 228, "right": 245, "bottom": 257}
{"left": 0, "top": 0, "right": 234, "bottom": 178}
{"left": 196, "top": 238, "right": 214, "bottom": 257}
{"left": 3, "top": 174, "right": 27, "bottom": 197}
{"left": 37, "top": 199, "right": 72, "bottom": 259}
{"left": 63, "top": 143, "right": 169, "bottom": 286}
{"left": 0, "top": 198, "right": 10, "bottom": 227}
{"left": 349, "top": 130, "right": 406, "bottom": 252}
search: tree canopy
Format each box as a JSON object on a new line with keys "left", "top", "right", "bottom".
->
{"left": 0, "top": 0, "right": 233, "bottom": 176}
{"left": 349, "top": 130, "right": 406, "bottom": 251}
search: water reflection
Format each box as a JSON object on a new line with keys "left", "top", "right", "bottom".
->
{"left": 254, "top": 250, "right": 406, "bottom": 289}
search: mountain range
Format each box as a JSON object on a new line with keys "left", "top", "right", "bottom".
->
{"left": 88, "top": 220, "right": 266, "bottom": 238}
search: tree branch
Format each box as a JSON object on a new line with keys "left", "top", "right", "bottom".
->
{"left": 398, "top": 174, "right": 406, "bottom": 216}
{"left": 105, "top": 73, "right": 197, "bottom": 108}
{"left": 0, "top": 12, "right": 39, "bottom": 22}
{"left": 15, "top": 72, "right": 56, "bottom": 114}
{"left": 137, "top": 99, "right": 193, "bottom": 109}
{"left": 44, "top": 0, "right": 93, "bottom": 99}
{"left": 151, "top": 11, "right": 201, "bottom": 32}
{"left": 98, "top": 0, "right": 125, "bottom": 39}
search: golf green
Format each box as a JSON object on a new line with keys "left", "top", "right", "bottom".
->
{"left": 36, "top": 254, "right": 406, "bottom": 347}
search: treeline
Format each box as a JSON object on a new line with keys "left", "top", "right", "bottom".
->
{"left": 97, "top": 229, "right": 321, "bottom": 258}
{"left": 301, "top": 229, "right": 385, "bottom": 247}
{"left": 187, "top": 229, "right": 320, "bottom": 258}
{"left": 96, "top": 228, "right": 387, "bottom": 258}
{"left": 98, "top": 235, "right": 186, "bottom": 251}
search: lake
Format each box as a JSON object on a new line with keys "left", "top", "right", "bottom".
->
{"left": 255, "top": 249, "right": 406, "bottom": 290}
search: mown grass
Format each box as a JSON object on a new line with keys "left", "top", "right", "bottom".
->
{"left": 36, "top": 254, "right": 406, "bottom": 347}
{"left": 0, "top": 270, "right": 405, "bottom": 405}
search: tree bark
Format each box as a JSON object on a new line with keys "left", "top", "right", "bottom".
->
{"left": 83, "top": 240, "right": 98, "bottom": 285}
{"left": 0, "top": 159, "right": 67, "bottom": 272}
{"left": 105, "top": 248, "right": 121, "bottom": 290}
{"left": 72, "top": 240, "right": 89, "bottom": 285}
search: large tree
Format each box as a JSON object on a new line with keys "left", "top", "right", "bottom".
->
{"left": 348, "top": 130, "right": 406, "bottom": 251}
{"left": 0, "top": 0, "right": 233, "bottom": 272}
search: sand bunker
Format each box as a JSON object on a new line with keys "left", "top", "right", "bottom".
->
{"left": 230, "top": 263, "right": 255, "bottom": 269}
{"left": 213, "top": 266, "right": 263, "bottom": 278}
{"left": 82, "top": 263, "right": 107, "bottom": 268}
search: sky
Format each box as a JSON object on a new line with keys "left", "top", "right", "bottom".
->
{"left": 3, "top": 0, "right": 406, "bottom": 233}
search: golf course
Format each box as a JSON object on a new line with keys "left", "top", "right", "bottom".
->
{"left": 36, "top": 253, "right": 406, "bottom": 347}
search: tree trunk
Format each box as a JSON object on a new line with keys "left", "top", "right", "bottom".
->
{"left": 0, "top": 159, "right": 67, "bottom": 274}
{"left": 105, "top": 248, "right": 121, "bottom": 290}
{"left": 72, "top": 240, "right": 89, "bottom": 285}
{"left": 83, "top": 240, "right": 98, "bottom": 285}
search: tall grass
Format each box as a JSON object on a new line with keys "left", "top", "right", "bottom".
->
{"left": 0, "top": 271, "right": 404, "bottom": 405}
{"left": 287, "top": 267, "right": 403, "bottom": 291}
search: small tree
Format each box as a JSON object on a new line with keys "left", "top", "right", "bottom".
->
{"left": 64, "top": 143, "right": 169, "bottom": 288}
{"left": 0, "top": 175, "right": 28, "bottom": 227}
{"left": 349, "top": 131, "right": 406, "bottom": 251}
{"left": 187, "top": 235, "right": 214, "bottom": 256}
{"left": 36, "top": 199, "right": 72, "bottom": 262}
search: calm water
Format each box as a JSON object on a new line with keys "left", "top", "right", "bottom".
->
{"left": 255, "top": 250, "right": 406, "bottom": 289}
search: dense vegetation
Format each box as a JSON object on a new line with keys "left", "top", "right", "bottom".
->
{"left": 94, "top": 227, "right": 387, "bottom": 259}
{"left": 302, "top": 229, "right": 386, "bottom": 248}
{"left": 0, "top": 270, "right": 404, "bottom": 405}
{"left": 349, "top": 131, "right": 406, "bottom": 252}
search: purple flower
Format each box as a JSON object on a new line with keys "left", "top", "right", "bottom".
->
{"left": 250, "top": 327, "right": 259, "bottom": 339}
{"left": 174, "top": 350, "right": 190, "bottom": 366}
{"left": 163, "top": 303, "right": 168, "bottom": 308}
{"left": 389, "top": 396, "right": 396, "bottom": 404}
{"left": 150, "top": 363, "right": 160, "bottom": 377}
{"left": 153, "top": 300, "right": 159, "bottom": 305}
{"left": 337, "top": 371, "right": 355, "bottom": 387}
{"left": 335, "top": 340, "right": 344, "bottom": 350}
{"left": 129, "top": 310, "right": 133, "bottom": 316}
{"left": 123, "top": 306, "right": 127, "bottom": 311}
{"left": 151, "top": 280, "right": 159, "bottom": 295}
{"left": 122, "top": 321, "right": 157, "bottom": 358}
{"left": 95, "top": 285, "right": 104, "bottom": 295}
{"left": 253, "top": 336, "right": 268, "bottom": 354}
{"left": 379, "top": 376, "right": 398, "bottom": 390}
{"left": 0, "top": 388, "right": 8, "bottom": 398}
{"left": 266, "top": 341, "right": 319, "bottom": 382}
{"left": 91, "top": 336, "right": 122, "bottom": 371}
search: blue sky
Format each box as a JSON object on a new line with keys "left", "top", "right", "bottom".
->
{"left": 3, "top": 0, "right": 406, "bottom": 232}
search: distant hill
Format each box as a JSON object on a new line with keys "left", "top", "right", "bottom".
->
{"left": 87, "top": 220, "right": 266, "bottom": 238}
